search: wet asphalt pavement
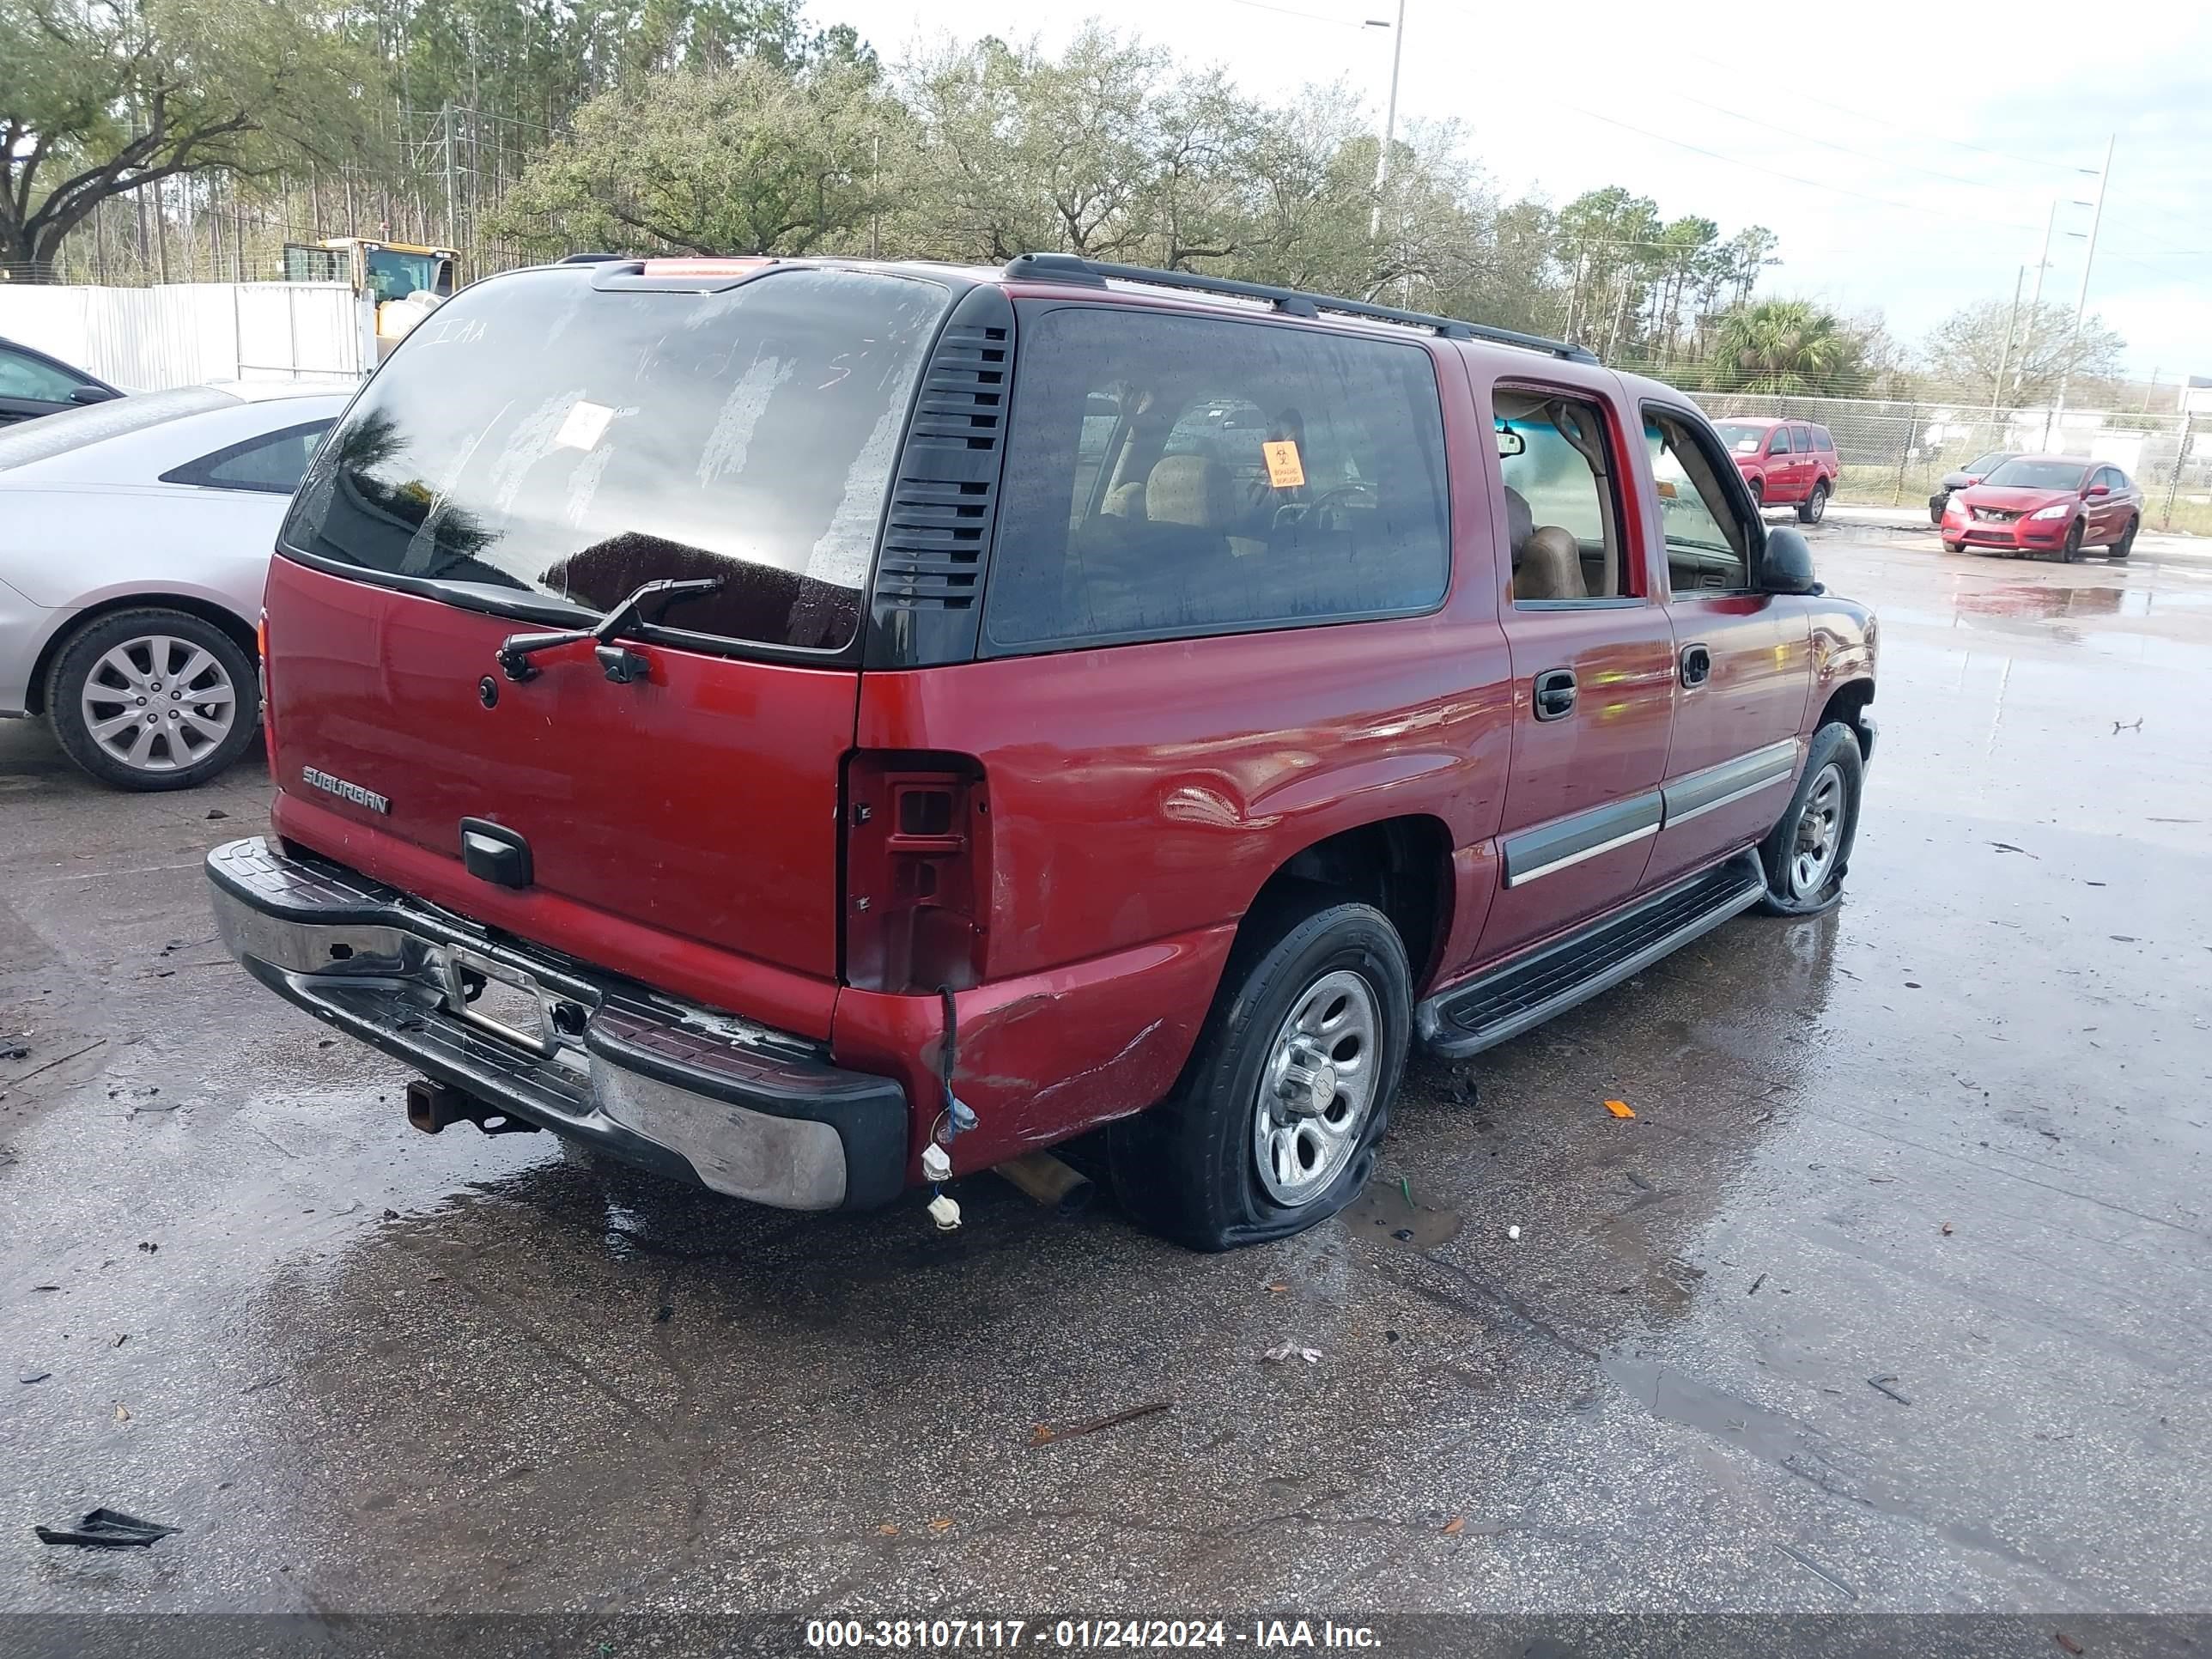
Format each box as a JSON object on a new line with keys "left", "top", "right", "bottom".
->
{"left": 2, "top": 523, "right": 2209, "bottom": 1632}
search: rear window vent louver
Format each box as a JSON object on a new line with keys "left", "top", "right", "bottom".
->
{"left": 866, "top": 286, "right": 1017, "bottom": 667}
{"left": 877, "top": 323, "right": 1007, "bottom": 611}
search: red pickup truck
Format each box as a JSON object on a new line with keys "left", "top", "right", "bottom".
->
{"left": 1715, "top": 416, "right": 1838, "bottom": 524}
{"left": 210, "top": 254, "right": 1877, "bottom": 1250}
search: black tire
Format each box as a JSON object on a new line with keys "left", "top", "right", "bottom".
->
{"left": 1108, "top": 894, "right": 1411, "bottom": 1251}
{"left": 44, "top": 608, "right": 258, "bottom": 792}
{"left": 2059, "top": 520, "right": 2082, "bottom": 563}
{"left": 1757, "top": 722, "right": 1864, "bottom": 917}
{"left": 2109, "top": 516, "right": 2137, "bottom": 558}
{"left": 1796, "top": 481, "right": 1829, "bottom": 525}
{"left": 1942, "top": 539, "right": 1964, "bottom": 554}
{"left": 1748, "top": 478, "right": 1766, "bottom": 510}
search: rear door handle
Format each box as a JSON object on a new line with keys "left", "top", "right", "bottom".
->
{"left": 1680, "top": 643, "right": 1711, "bottom": 687}
{"left": 1533, "top": 667, "right": 1577, "bottom": 721}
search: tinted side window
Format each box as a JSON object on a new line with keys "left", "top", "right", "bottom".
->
{"left": 0, "top": 346, "right": 82, "bottom": 402}
{"left": 165, "top": 421, "right": 331, "bottom": 494}
{"left": 1813, "top": 426, "right": 1834, "bottom": 453}
{"left": 1768, "top": 428, "right": 1793, "bottom": 454}
{"left": 984, "top": 308, "right": 1449, "bottom": 651}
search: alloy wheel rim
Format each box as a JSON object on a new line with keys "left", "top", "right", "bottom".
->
{"left": 79, "top": 635, "right": 237, "bottom": 773}
{"left": 1789, "top": 763, "right": 1845, "bottom": 897}
{"left": 1252, "top": 968, "right": 1379, "bottom": 1207}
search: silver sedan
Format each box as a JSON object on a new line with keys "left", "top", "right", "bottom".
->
{"left": 0, "top": 382, "right": 351, "bottom": 790}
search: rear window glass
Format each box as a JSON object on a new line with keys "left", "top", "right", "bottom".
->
{"left": 1983, "top": 459, "right": 2087, "bottom": 490}
{"left": 0, "top": 386, "right": 238, "bottom": 471}
{"left": 283, "top": 265, "right": 949, "bottom": 652}
{"left": 984, "top": 307, "right": 1449, "bottom": 651}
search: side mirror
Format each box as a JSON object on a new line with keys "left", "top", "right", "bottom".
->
{"left": 1761, "top": 526, "right": 1819, "bottom": 595}
{"left": 1495, "top": 427, "right": 1525, "bottom": 459}
{"left": 2085, "top": 483, "right": 2110, "bottom": 497}
{"left": 70, "top": 385, "right": 120, "bottom": 405}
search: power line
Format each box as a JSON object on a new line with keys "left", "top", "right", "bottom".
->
{"left": 1668, "top": 52, "right": 2083, "bottom": 177}
{"left": 1220, "top": 0, "right": 1371, "bottom": 24}
{"left": 1540, "top": 99, "right": 2046, "bottom": 235}
{"left": 1662, "top": 89, "right": 2019, "bottom": 197}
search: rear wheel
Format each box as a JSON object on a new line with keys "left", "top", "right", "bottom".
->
{"left": 1796, "top": 481, "right": 1829, "bottom": 525}
{"left": 45, "top": 608, "right": 257, "bottom": 792}
{"left": 1748, "top": 478, "right": 1766, "bottom": 511}
{"left": 1109, "top": 894, "right": 1410, "bottom": 1251}
{"left": 2059, "top": 520, "right": 2083, "bottom": 563}
{"left": 1757, "top": 722, "right": 1864, "bottom": 917}
{"left": 2109, "top": 515, "right": 2138, "bottom": 558}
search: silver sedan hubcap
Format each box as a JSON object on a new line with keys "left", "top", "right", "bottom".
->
{"left": 80, "top": 635, "right": 236, "bottom": 773}
{"left": 1790, "top": 763, "right": 1845, "bottom": 896}
{"left": 1253, "top": 968, "right": 1379, "bottom": 1207}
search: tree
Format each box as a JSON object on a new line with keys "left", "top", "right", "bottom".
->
{"left": 1922, "top": 298, "right": 2125, "bottom": 409}
{"left": 1555, "top": 186, "right": 1658, "bottom": 349}
{"left": 492, "top": 56, "right": 897, "bottom": 256}
{"left": 898, "top": 27, "right": 1179, "bottom": 264}
{"left": 1, "top": 0, "right": 361, "bottom": 276}
{"left": 1703, "top": 298, "right": 1869, "bottom": 395}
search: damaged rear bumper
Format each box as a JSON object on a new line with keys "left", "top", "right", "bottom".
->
{"left": 205, "top": 837, "right": 908, "bottom": 1210}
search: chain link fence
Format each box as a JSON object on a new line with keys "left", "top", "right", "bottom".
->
{"left": 1686, "top": 392, "right": 2206, "bottom": 532}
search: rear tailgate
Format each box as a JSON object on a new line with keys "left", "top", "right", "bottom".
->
{"left": 264, "top": 262, "right": 955, "bottom": 1034}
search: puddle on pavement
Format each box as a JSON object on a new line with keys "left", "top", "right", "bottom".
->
{"left": 1949, "top": 584, "right": 2205, "bottom": 621}
{"left": 1601, "top": 1349, "right": 1825, "bottom": 1472}
{"left": 1341, "top": 1179, "right": 1463, "bottom": 1249}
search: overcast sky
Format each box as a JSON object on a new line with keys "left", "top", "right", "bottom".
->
{"left": 828, "top": 0, "right": 2209, "bottom": 383}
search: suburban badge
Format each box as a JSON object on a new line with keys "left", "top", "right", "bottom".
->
{"left": 301, "top": 765, "right": 391, "bottom": 815}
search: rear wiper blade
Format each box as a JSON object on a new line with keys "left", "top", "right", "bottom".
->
{"left": 496, "top": 576, "right": 724, "bottom": 684}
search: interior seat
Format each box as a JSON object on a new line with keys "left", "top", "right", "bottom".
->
{"left": 1516, "top": 527, "right": 1585, "bottom": 599}
{"left": 1147, "top": 453, "right": 1263, "bottom": 561}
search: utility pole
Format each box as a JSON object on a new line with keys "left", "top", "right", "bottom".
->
{"left": 2048, "top": 133, "right": 2112, "bottom": 447}
{"left": 1366, "top": 0, "right": 1405, "bottom": 239}
{"left": 870, "top": 131, "right": 881, "bottom": 260}
{"left": 2012, "top": 198, "right": 2056, "bottom": 401}
{"left": 1989, "top": 264, "right": 2024, "bottom": 428}
{"left": 1565, "top": 246, "right": 1587, "bottom": 341}
{"left": 441, "top": 100, "right": 459, "bottom": 250}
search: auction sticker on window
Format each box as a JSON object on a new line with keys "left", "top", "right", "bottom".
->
{"left": 554, "top": 398, "right": 614, "bottom": 451}
{"left": 1261, "top": 440, "right": 1306, "bottom": 489}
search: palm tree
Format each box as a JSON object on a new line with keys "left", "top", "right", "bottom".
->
{"left": 1706, "top": 300, "right": 1858, "bottom": 395}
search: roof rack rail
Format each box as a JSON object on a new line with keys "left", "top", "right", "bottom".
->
{"left": 1000, "top": 252, "right": 1598, "bottom": 364}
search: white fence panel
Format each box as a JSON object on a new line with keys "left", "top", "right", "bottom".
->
{"left": 0, "top": 282, "right": 367, "bottom": 388}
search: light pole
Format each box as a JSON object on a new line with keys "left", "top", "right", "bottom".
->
{"left": 1366, "top": 2, "right": 1404, "bottom": 239}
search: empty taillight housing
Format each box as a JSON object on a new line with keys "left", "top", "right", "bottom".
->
{"left": 256, "top": 609, "right": 276, "bottom": 756}
{"left": 842, "top": 752, "right": 992, "bottom": 994}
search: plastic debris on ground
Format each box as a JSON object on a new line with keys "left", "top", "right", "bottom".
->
{"left": 1604, "top": 1099, "right": 1636, "bottom": 1118}
{"left": 1263, "top": 1342, "right": 1322, "bottom": 1365}
{"left": 33, "top": 1509, "right": 179, "bottom": 1548}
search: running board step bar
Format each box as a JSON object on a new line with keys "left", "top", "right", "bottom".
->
{"left": 1417, "top": 854, "right": 1767, "bottom": 1060}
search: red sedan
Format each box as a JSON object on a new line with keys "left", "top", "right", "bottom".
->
{"left": 1942, "top": 454, "right": 2143, "bottom": 561}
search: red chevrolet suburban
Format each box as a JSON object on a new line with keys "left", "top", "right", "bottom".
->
{"left": 209, "top": 253, "right": 1876, "bottom": 1250}
{"left": 1715, "top": 416, "right": 1838, "bottom": 524}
